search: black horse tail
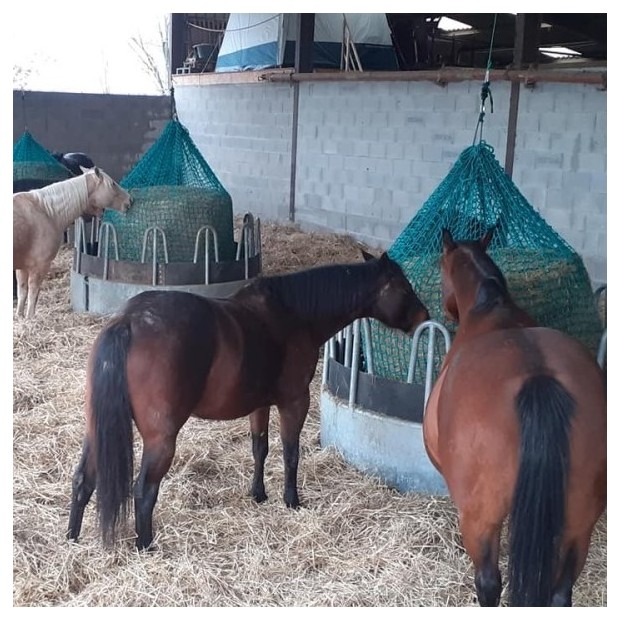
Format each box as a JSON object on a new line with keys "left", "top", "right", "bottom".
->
{"left": 509, "top": 375, "right": 575, "bottom": 606}
{"left": 90, "top": 319, "right": 134, "bottom": 546}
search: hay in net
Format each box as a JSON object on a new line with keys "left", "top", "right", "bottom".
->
{"left": 369, "top": 141, "right": 603, "bottom": 383}
{"left": 13, "top": 131, "right": 73, "bottom": 185}
{"left": 102, "top": 119, "right": 236, "bottom": 262}
{"left": 102, "top": 186, "right": 236, "bottom": 263}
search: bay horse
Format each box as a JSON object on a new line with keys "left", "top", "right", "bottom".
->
{"left": 67, "top": 251, "right": 430, "bottom": 551}
{"left": 13, "top": 167, "right": 132, "bottom": 319}
{"left": 424, "top": 228, "right": 606, "bottom": 606}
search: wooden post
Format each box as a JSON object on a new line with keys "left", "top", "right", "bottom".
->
{"left": 290, "top": 14, "right": 315, "bottom": 222}
{"left": 505, "top": 14, "right": 540, "bottom": 178}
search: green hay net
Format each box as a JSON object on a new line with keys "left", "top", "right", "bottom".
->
{"left": 103, "top": 119, "right": 235, "bottom": 262}
{"left": 13, "top": 131, "right": 73, "bottom": 185}
{"left": 367, "top": 141, "right": 603, "bottom": 384}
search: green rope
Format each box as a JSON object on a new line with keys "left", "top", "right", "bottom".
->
{"left": 473, "top": 14, "right": 498, "bottom": 144}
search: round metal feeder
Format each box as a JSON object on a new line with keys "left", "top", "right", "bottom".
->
{"left": 71, "top": 213, "right": 262, "bottom": 315}
{"left": 320, "top": 319, "right": 451, "bottom": 496}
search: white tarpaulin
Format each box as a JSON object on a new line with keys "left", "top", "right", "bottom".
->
{"left": 216, "top": 13, "right": 397, "bottom": 72}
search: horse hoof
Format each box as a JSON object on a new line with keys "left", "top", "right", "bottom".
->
{"left": 252, "top": 491, "right": 268, "bottom": 504}
{"left": 136, "top": 540, "right": 156, "bottom": 552}
{"left": 284, "top": 496, "right": 301, "bottom": 509}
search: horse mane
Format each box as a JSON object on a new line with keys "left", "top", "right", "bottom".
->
{"left": 30, "top": 174, "right": 89, "bottom": 218}
{"left": 259, "top": 260, "right": 383, "bottom": 319}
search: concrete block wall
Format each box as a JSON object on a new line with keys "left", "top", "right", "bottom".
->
{"left": 175, "top": 77, "right": 606, "bottom": 286}
{"left": 13, "top": 91, "right": 170, "bottom": 182}
{"left": 513, "top": 83, "right": 607, "bottom": 285}
{"left": 174, "top": 83, "right": 294, "bottom": 221}
{"left": 295, "top": 80, "right": 512, "bottom": 249}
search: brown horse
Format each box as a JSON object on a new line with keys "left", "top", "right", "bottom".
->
{"left": 423, "top": 228, "right": 606, "bottom": 606}
{"left": 67, "top": 251, "right": 429, "bottom": 550}
{"left": 13, "top": 167, "right": 132, "bottom": 318}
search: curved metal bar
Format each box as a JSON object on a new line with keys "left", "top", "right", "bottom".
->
{"left": 348, "top": 319, "right": 362, "bottom": 406}
{"left": 597, "top": 328, "right": 607, "bottom": 369}
{"left": 193, "top": 225, "right": 220, "bottom": 285}
{"left": 97, "top": 222, "right": 120, "bottom": 280}
{"left": 322, "top": 342, "right": 329, "bottom": 385}
{"left": 594, "top": 284, "right": 607, "bottom": 326}
{"left": 407, "top": 320, "right": 452, "bottom": 408}
{"left": 256, "top": 217, "right": 262, "bottom": 273}
{"left": 344, "top": 323, "right": 353, "bottom": 368}
{"left": 236, "top": 214, "right": 259, "bottom": 280}
{"left": 74, "top": 217, "right": 87, "bottom": 272}
{"left": 90, "top": 215, "right": 100, "bottom": 246}
{"left": 324, "top": 318, "right": 451, "bottom": 409}
{"left": 360, "top": 318, "right": 374, "bottom": 375}
{"left": 141, "top": 227, "right": 169, "bottom": 286}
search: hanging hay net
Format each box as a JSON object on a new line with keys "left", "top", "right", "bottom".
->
{"left": 366, "top": 141, "right": 603, "bottom": 384}
{"left": 13, "top": 131, "right": 73, "bottom": 189}
{"left": 103, "top": 119, "right": 235, "bottom": 262}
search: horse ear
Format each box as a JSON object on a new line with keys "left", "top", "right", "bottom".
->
{"left": 442, "top": 228, "right": 456, "bottom": 253}
{"left": 480, "top": 227, "right": 495, "bottom": 251}
{"left": 361, "top": 249, "right": 376, "bottom": 262}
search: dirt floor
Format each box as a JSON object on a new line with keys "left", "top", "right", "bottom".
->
{"left": 12, "top": 221, "right": 607, "bottom": 607}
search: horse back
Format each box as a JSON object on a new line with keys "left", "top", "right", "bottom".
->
{"left": 13, "top": 193, "right": 63, "bottom": 268}
{"left": 430, "top": 326, "right": 605, "bottom": 505}
{"left": 122, "top": 290, "right": 284, "bottom": 426}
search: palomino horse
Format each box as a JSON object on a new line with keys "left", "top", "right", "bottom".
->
{"left": 13, "top": 167, "right": 132, "bottom": 318}
{"left": 424, "top": 229, "right": 606, "bottom": 606}
{"left": 67, "top": 251, "right": 429, "bottom": 550}
{"left": 13, "top": 153, "right": 96, "bottom": 299}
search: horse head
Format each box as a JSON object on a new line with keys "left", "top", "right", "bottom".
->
{"left": 362, "top": 250, "right": 429, "bottom": 335}
{"left": 440, "top": 227, "right": 505, "bottom": 322}
{"left": 84, "top": 167, "right": 132, "bottom": 216}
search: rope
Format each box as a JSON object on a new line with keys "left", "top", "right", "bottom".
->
{"left": 473, "top": 14, "right": 498, "bottom": 145}
{"left": 187, "top": 14, "right": 281, "bottom": 34}
{"left": 21, "top": 89, "right": 28, "bottom": 132}
{"left": 170, "top": 85, "right": 178, "bottom": 121}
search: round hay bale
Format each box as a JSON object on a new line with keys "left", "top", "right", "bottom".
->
{"left": 369, "top": 248, "right": 603, "bottom": 383}
{"left": 102, "top": 185, "right": 236, "bottom": 263}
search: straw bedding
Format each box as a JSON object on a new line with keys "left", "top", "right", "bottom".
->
{"left": 13, "top": 221, "right": 607, "bottom": 607}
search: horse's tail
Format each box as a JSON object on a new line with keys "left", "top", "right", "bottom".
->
{"left": 90, "top": 319, "right": 134, "bottom": 546}
{"left": 509, "top": 374, "right": 575, "bottom": 606}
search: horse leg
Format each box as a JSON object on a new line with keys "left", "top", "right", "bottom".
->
{"left": 459, "top": 510, "right": 503, "bottom": 606}
{"left": 67, "top": 440, "right": 96, "bottom": 542}
{"left": 133, "top": 435, "right": 177, "bottom": 551}
{"left": 15, "top": 269, "right": 28, "bottom": 318}
{"left": 550, "top": 546, "right": 577, "bottom": 606}
{"left": 249, "top": 406, "right": 270, "bottom": 503}
{"left": 26, "top": 268, "right": 46, "bottom": 319}
{"left": 278, "top": 392, "right": 310, "bottom": 509}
